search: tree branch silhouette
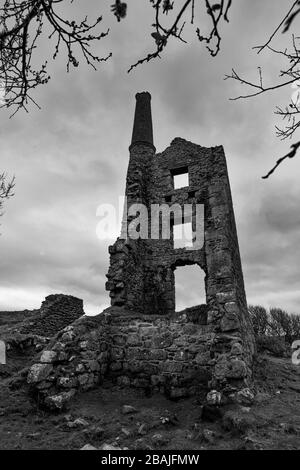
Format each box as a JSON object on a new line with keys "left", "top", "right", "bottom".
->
{"left": 1, "top": 0, "right": 300, "bottom": 180}
{"left": 0, "top": 0, "right": 111, "bottom": 115}
{"left": 0, "top": 1, "right": 234, "bottom": 112}
{"left": 128, "top": 0, "right": 232, "bottom": 72}
{"left": 225, "top": 0, "right": 300, "bottom": 178}
{"left": 0, "top": 172, "right": 15, "bottom": 220}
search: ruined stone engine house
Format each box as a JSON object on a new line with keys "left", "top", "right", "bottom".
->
{"left": 28, "top": 93, "right": 255, "bottom": 407}
{"left": 107, "top": 92, "right": 250, "bottom": 321}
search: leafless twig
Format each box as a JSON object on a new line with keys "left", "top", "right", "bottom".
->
{"left": 0, "top": 0, "right": 111, "bottom": 115}
{"left": 262, "top": 140, "right": 300, "bottom": 179}
{"left": 128, "top": 0, "right": 233, "bottom": 72}
{"left": 225, "top": 1, "right": 300, "bottom": 177}
{"left": 0, "top": 172, "right": 15, "bottom": 218}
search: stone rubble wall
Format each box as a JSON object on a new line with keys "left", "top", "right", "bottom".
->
{"left": 27, "top": 307, "right": 253, "bottom": 409}
{"left": 107, "top": 309, "right": 253, "bottom": 400}
{"left": 27, "top": 312, "right": 111, "bottom": 410}
{"left": 107, "top": 310, "right": 215, "bottom": 399}
{"left": 106, "top": 143, "right": 154, "bottom": 310}
{"left": 106, "top": 238, "right": 146, "bottom": 309}
{"left": 20, "top": 294, "right": 85, "bottom": 338}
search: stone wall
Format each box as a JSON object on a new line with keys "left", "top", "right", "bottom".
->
{"left": 105, "top": 133, "right": 256, "bottom": 392}
{"left": 107, "top": 310, "right": 214, "bottom": 399}
{"left": 27, "top": 312, "right": 111, "bottom": 410}
{"left": 106, "top": 141, "right": 154, "bottom": 310}
{"left": 28, "top": 307, "right": 253, "bottom": 409}
{"left": 20, "top": 294, "right": 85, "bottom": 337}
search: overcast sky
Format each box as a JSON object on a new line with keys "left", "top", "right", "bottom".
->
{"left": 1, "top": 0, "right": 300, "bottom": 315}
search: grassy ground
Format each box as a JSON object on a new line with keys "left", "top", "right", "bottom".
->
{"left": 0, "top": 347, "right": 299, "bottom": 450}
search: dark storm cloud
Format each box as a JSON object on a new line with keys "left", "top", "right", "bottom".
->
{"left": 0, "top": 1, "right": 299, "bottom": 314}
{"left": 238, "top": 179, "right": 300, "bottom": 312}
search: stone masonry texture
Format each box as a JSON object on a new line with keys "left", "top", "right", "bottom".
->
{"left": 20, "top": 294, "right": 85, "bottom": 337}
{"left": 28, "top": 92, "right": 256, "bottom": 409}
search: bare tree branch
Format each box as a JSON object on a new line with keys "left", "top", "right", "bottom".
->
{"left": 0, "top": 0, "right": 112, "bottom": 115}
{"left": 0, "top": 172, "right": 15, "bottom": 220}
{"left": 128, "top": 0, "right": 233, "bottom": 72}
{"left": 0, "top": 1, "right": 234, "bottom": 113}
{"left": 196, "top": 0, "right": 232, "bottom": 57}
{"left": 262, "top": 140, "right": 300, "bottom": 179}
{"left": 1, "top": 0, "right": 299, "bottom": 185}
{"left": 225, "top": 67, "right": 298, "bottom": 100}
{"left": 255, "top": 0, "right": 300, "bottom": 54}
{"left": 225, "top": 1, "right": 300, "bottom": 178}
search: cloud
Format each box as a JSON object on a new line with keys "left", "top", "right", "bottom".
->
{"left": 0, "top": 0, "right": 299, "bottom": 315}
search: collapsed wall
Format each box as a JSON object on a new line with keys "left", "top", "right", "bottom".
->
{"left": 20, "top": 294, "right": 85, "bottom": 337}
{"left": 0, "top": 295, "right": 84, "bottom": 360}
{"left": 28, "top": 306, "right": 253, "bottom": 410}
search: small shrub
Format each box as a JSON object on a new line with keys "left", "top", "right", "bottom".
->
{"left": 248, "top": 305, "right": 268, "bottom": 336}
{"left": 248, "top": 304, "right": 300, "bottom": 347}
{"left": 256, "top": 335, "right": 287, "bottom": 357}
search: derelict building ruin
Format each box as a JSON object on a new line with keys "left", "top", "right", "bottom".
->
{"left": 28, "top": 92, "right": 255, "bottom": 406}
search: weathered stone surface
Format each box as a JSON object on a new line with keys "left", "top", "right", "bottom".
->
{"left": 230, "top": 342, "right": 243, "bottom": 356}
{"left": 220, "top": 312, "right": 240, "bottom": 332}
{"left": 27, "top": 363, "right": 53, "bottom": 384}
{"left": 202, "top": 428, "right": 215, "bottom": 444}
{"left": 68, "top": 418, "right": 89, "bottom": 428}
{"left": 121, "top": 405, "right": 138, "bottom": 415}
{"left": 77, "top": 373, "right": 90, "bottom": 386}
{"left": 151, "top": 433, "right": 169, "bottom": 447}
{"left": 226, "top": 359, "right": 247, "bottom": 379}
{"left": 57, "top": 376, "right": 78, "bottom": 388}
{"left": 20, "top": 294, "right": 84, "bottom": 337}
{"left": 26, "top": 313, "right": 111, "bottom": 408}
{"left": 80, "top": 444, "right": 98, "bottom": 450}
{"left": 40, "top": 350, "right": 57, "bottom": 363}
{"left": 100, "top": 443, "right": 122, "bottom": 451}
{"left": 206, "top": 390, "right": 222, "bottom": 406}
{"left": 195, "top": 351, "right": 211, "bottom": 365}
{"left": 214, "top": 355, "right": 247, "bottom": 381}
{"left": 231, "top": 388, "right": 255, "bottom": 406}
{"left": 44, "top": 390, "right": 76, "bottom": 410}
{"left": 86, "top": 360, "right": 100, "bottom": 372}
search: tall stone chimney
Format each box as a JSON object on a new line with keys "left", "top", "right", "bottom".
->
{"left": 130, "top": 92, "right": 155, "bottom": 151}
